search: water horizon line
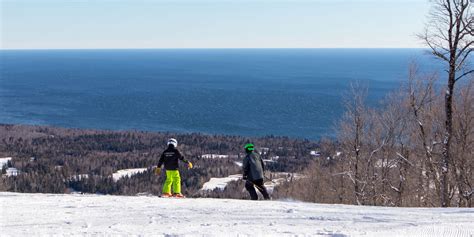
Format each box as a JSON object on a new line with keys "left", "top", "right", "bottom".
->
{"left": 0, "top": 47, "right": 429, "bottom": 51}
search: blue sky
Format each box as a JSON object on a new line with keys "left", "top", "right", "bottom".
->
{"left": 1, "top": 0, "right": 430, "bottom": 49}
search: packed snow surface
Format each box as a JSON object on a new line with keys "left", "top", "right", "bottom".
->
{"left": 1, "top": 192, "right": 473, "bottom": 236}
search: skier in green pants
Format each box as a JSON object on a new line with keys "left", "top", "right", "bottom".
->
{"left": 155, "top": 138, "right": 193, "bottom": 198}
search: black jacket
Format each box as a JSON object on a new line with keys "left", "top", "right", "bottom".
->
{"left": 158, "top": 145, "right": 188, "bottom": 170}
{"left": 242, "top": 152, "right": 265, "bottom": 181}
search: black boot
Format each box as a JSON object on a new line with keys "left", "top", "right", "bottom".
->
{"left": 253, "top": 179, "right": 270, "bottom": 200}
{"left": 245, "top": 180, "right": 259, "bottom": 200}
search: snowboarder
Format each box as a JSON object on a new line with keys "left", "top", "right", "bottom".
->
{"left": 155, "top": 138, "right": 193, "bottom": 198}
{"left": 242, "top": 143, "right": 270, "bottom": 200}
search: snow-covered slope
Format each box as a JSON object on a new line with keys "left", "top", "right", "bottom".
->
{"left": 0, "top": 192, "right": 473, "bottom": 236}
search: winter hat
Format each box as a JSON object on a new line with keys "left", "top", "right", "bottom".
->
{"left": 167, "top": 138, "right": 178, "bottom": 147}
{"left": 244, "top": 143, "right": 254, "bottom": 152}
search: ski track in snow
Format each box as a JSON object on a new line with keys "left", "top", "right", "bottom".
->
{"left": 0, "top": 192, "right": 473, "bottom": 236}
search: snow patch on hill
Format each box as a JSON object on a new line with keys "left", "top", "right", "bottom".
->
{"left": 0, "top": 157, "right": 12, "bottom": 168}
{"left": 201, "top": 154, "right": 231, "bottom": 159}
{"left": 5, "top": 168, "right": 20, "bottom": 176}
{"left": 0, "top": 158, "right": 19, "bottom": 176}
{"left": 201, "top": 172, "right": 304, "bottom": 193}
{"left": 201, "top": 174, "right": 242, "bottom": 191}
{"left": 1, "top": 192, "right": 473, "bottom": 236}
{"left": 112, "top": 168, "right": 148, "bottom": 182}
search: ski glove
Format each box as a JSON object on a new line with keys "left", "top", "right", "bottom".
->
{"left": 154, "top": 167, "right": 161, "bottom": 175}
{"left": 188, "top": 162, "right": 193, "bottom": 169}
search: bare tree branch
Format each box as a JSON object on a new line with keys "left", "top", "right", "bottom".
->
{"left": 456, "top": 69, "right": 474, "bottom": 81}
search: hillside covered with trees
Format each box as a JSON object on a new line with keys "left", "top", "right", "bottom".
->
{"left": 0, "top": 124, "right": 317, "bottom": 199}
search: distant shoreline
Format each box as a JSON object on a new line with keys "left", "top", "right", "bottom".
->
{"left": 0, "top": 123, "right": 322, "bottom": 142}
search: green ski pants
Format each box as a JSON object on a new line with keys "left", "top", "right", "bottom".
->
{"left": 162, "top": 170, "right": 181, "bottom": 194}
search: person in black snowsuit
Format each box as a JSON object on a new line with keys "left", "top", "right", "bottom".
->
{"left": 155, "top": 138, "right": 192, "bottom": 198}
{"left": 242, "top": 143, "right": 270, "bottom": 200}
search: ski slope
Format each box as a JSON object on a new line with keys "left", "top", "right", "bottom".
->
{"left": 0, "top": 192, "right": 473, "bottom": 236}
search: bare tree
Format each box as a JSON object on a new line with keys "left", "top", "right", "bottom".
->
{"left": 376, "top": 88, "right": 412, "bottom": 206}
{"left": 337, "top": 83, "right": 371, "bottom": 205}
{"left": 406, "top": 65, "right": 448, "bottom": 206}
{"left": 419, "top": 0, "right": 474, "bottom": 207}
{"left": 452, "top": 79, "right": 474, "bottom": 206}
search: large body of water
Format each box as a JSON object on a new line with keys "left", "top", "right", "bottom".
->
{"left": 0, "top": 49, "right": 441, "bottom": 140}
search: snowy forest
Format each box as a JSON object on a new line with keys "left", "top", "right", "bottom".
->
{"left": 0, "top": 124, "right": 316, "bottom": 199}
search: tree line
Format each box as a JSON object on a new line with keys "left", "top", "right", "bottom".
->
{"left": 274, "top": 0, "right": 473, "bottom": 208}
{"left": 0, "top": 124, "right": 316, "bottom": 198}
